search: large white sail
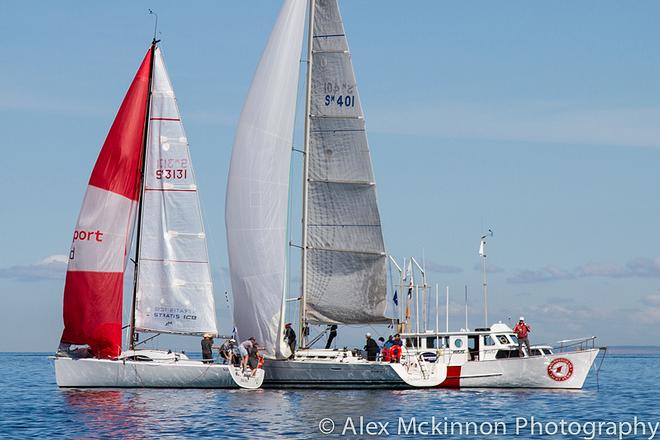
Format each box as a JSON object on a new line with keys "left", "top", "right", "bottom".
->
{"left": 135, "top": 48, "right": 218, "bottom": 335}
{"left": 225, "top": 0, "right": 307, "bottom": 357}
{"left": 304, "top": 0, "right": 388, "bottom": 324}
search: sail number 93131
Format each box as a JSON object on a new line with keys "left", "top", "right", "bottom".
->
{"left": 155, "top": 158, "right": 188, "bottom": 180}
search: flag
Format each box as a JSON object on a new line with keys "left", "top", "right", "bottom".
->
{"left": 393, "top": 290, "right": 399, "bottom": 306}
{"left": 479, "top": 239, "right": 485, "bottom": 257}
{"left": 406, "top": 260, "right": 414, "bottom": 299}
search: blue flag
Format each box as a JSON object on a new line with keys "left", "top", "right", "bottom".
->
{"left": 393, "top": 290, "right": 399, "bottom": 306}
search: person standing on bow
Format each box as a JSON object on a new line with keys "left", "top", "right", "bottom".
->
{"left": 239, "top": 337, "right": 255, "bottom": 371}
{"left": 513, "top": 317, "right": 532, "bottom": 356}
{"left": 284, "top": 323, "right": 296, "bottom": 360}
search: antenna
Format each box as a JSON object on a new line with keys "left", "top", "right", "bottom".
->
{"left": 479, "top": 228, "right": 493, "bottom": 328}
{"left": 148, "top": 9, "right": 159, "bottom": 42}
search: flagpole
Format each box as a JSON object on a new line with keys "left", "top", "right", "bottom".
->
{"left": 435, "top": 283, "right": 439, "bottom": 350}
{"left": 464, "top": 284, "right": 468, "bottom": 331}
{"left": 445, "top": 285, "right": 449, "bottom": 333}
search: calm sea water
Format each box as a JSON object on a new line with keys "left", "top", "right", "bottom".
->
{"left": 2, "top": 352, "right": 659, "bottom": 439}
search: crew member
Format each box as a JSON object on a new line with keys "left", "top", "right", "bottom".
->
{"left": 201, "top": 334, "right": 215, "bottom": 363}
{"left": 513, "top": 317, "right": 532, "bottom": 356}
{"left": 390, "top": 334, "right": 403, "bottom": 363}
{"left": 325, "top": 324, "right": 338, "bottom": 349}
{"left": 239, "top": 337, "right": 255, "bottom": 370}
{"left": 364, "top": 333, "right": 379, "bottom": 361}
{"left": 284, "top": 323, "right": 296, "bottom": 360}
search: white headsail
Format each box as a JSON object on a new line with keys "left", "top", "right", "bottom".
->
{"left": 135, "top": 48, "right": 218, "bottom": 335}
{"left": 225, "top": 0, "right": 307, "bottom": 357}
{"left": 303, "top": 0, "right": 389, "bottom": 324}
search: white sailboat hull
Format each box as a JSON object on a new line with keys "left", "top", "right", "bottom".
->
{"left": 440, "top": 349, "right": 601, "bottom": 390}
{"left": 53, "top": 356, "right": 264, "bottom": 389}
{"left": 262, "top": 348, "right": 600, "bottom": 389}
{"left": 263, "top": 349, "right": 446, "bottom": 389}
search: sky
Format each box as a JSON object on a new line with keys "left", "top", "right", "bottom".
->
{"left": 2, "top": 1, "right": 660, "bottom": 352}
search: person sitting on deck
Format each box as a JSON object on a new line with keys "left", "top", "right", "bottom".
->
{"left": 377, "top": 337, "right": 385, "bottom": 352}
{"left": 284, "top": 323, "right": 297, "bottom": 360}
{"left": 513, "top": 317, "right": 532, "bottom": 356}
{"left": 383, "top": 335, "right": 394, "bottom": 349}
{"left": 390, "top": 334, "right": 403, "bottom": 363}
{"left": 239, "top": 337, "right": 255, "bottom": 371}
{"left": 364, "top": 333, "right": 379, "bottom": 361}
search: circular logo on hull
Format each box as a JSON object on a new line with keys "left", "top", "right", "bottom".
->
{"left": 547, "top": 357, "right": 574, "bottom": 381}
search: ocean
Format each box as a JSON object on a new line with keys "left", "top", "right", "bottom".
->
{"left": 2, "top": 351, "right": 659, "bottom": 439}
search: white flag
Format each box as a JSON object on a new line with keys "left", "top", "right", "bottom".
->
{"left": 406, "top": 260, "right": 414, "bottom": 299}
{"left": 479, "top": 239, "right": 485, "bottom": 257}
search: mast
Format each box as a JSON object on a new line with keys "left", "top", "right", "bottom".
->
{"left": 129, "top": 39, "right": 157, "bottom": 351}
{"left": 299, "top": 0, "right": 315, "bottom": 349}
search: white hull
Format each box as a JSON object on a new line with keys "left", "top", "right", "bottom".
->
{"left": 53, "top": 356, "right": 264, "bottom": 389}
{"left": 262, "top": 348, "right": 601, "bottom": 390}
{"left": 263, "top": 349, "right": 445, "bottom": 389}
{"left": 445, "top": 349, "right": 601, "bottom": 389}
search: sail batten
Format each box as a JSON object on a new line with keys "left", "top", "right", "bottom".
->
{"left": 134, "top": 47, "right": 218, "bottom": 336}
{"left": 303, "top": 0, "right": 388, "bottom": 325}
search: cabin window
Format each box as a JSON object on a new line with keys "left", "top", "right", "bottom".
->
{"left": 484, "top": 335, "right": 495, "bottom": 346}
{"left": 510, "top": 335, "right": 519, "bottom": 344}
{"left": 496, "top": 335, "right": 510, "bottom": 344}
{"left": 426, "top": 337, "right": 439, "bottom": 349}
{"left": 406, "top": 338, "right": 419, "bottom": 348}
{"left": 530, "top": 349, "right": 542, "bottom": 356}
{"left": 495, "top": 349, "right": 520, "bottom": 359}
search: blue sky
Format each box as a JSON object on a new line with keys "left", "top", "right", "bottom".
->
{"left": 2, "top": 1, "right": 660, "bottom": 351}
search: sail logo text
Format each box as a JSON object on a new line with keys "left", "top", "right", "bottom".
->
{"left": 73, "top": 229, "right": 104, "bottom": 242}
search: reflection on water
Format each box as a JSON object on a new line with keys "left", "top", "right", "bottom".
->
{"left": 1, "top": 353, "right": 659, "bottom": 438}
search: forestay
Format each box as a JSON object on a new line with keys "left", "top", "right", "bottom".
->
{"left": 304, "top": 0, "right": 388, "bottom": 324}
{"left": 226, "top": 0, "right": 307, "bottom": 357}
{"left": 135, "top": 48, "right": 218, "bottom": 335}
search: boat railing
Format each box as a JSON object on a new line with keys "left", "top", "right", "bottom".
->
{"left": 554, "top": 336, "right": 598, "bottom": 352}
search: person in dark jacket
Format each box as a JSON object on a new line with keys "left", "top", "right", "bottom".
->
{"left": 325, "top": 325, "right": 338, "bottom": 349}
{"left": 284, "top": 323, "right": 296, "bottom": 360}
{"left": 364, "top": 333, "right": 379, "bottom": 361}
{"left": 201, "top": 334, "right": 215, "bottom": 363}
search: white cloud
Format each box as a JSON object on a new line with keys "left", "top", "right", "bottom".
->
{"left": 508, "top": 257, "right": 660, "bottom": 284}
{"left": 369, "top": 102, "right": 660, "bottom": 148}
{"left": 0, "top": 255, "right": 68, "bottom": 282}
{"left": 426, "top": 261, "right": 463, "bottom": 274}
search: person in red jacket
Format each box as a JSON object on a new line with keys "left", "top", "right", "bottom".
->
{"left": 513, "top": 317, "right": 531, "bottom": 356}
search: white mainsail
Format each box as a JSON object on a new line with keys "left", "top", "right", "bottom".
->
{"left": 135, "top": 48, "right": 218, "bottom": 335}
{"left": 303, "top": 0, "right": 388, "bottom": 324}
{"left": 225, "top": 0, "right": 307, "bottom": 357}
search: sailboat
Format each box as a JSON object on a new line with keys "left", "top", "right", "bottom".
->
{"left": 53, "top": 39, "right": 263, "bottom": 389}
{"left": 226, "top": 0, "right": 444, "bottom": 388}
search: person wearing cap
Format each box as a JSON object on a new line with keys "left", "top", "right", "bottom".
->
{"left": 201, "top": 334, "right": 215, "bottom": 364}
{"left": 284, "top": 323, "right": 296, "bottom": 360}
{"left": 239, "top": 337, "right": 256, "bottom": 371}
{"left": 513, "top": 317, "right": 532, "bottom": 356}
{"left": 364, "top": 333, "right": 379, "bottom": 361}
{"left": 219, "top": 339, "right": 236, "bottom": 365}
